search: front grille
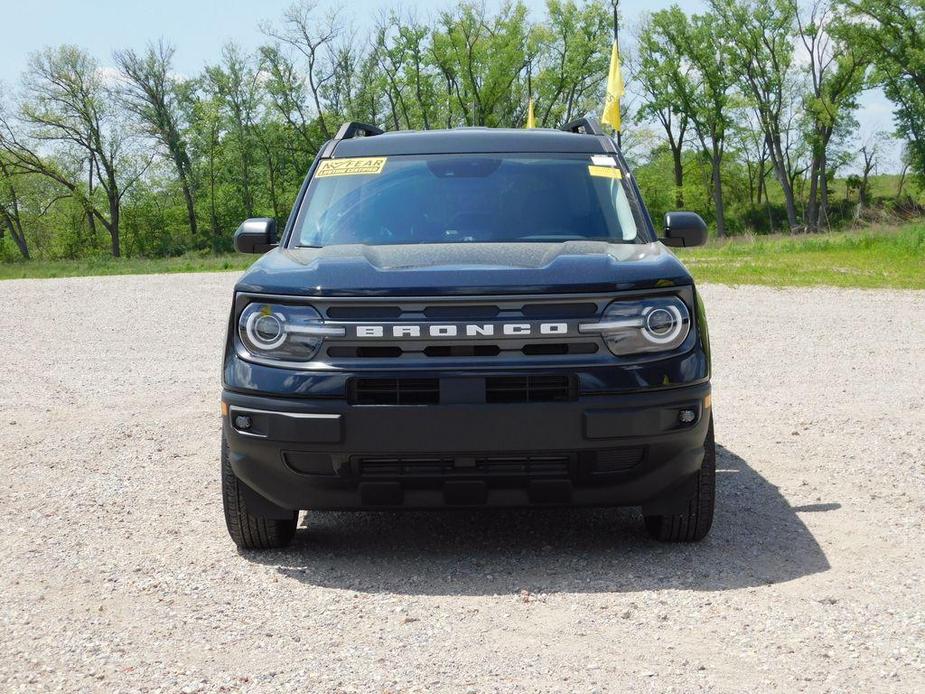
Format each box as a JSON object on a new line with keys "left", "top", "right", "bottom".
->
{"left": 424, "top": 345, "right": 501, "bottom": 358}
{"left": 520, "top": 302, "right": 598, "bottom": 318}
{"left": 328, "top": 345, "right": 403, "bottom": 359}
{"left": 320, "top": 301, "right": 602, "bottom": 322}
{"left": 355, "top": 454, "right": 572, "bottom": 479}
{"left": 522, "top": 342, "right": 598, "bottom": 356}
{"left": 349, "top": 378, "right": 439, "bottom": 405}
{"left": 306, "top": 295, "right": 617, "bottom": 367}
{"left": 349, "top": 375, "right": 576, "bottom": 404}
{"left": 327, "top": 343, "right": 597, "bottom": 359}
{"left": 485, "top": 375, "right": 576, "bottom": 403}
{"left": 423, "top": 305, "right": 500, "bottom": 319}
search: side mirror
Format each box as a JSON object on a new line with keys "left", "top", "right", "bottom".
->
{"left": 234, "top": 218, "right": 278, "bottom": 254}
{"left": 661, "top": 211, "right": 707, "bottom": 248}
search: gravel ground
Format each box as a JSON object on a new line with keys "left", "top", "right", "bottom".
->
{"left": 1, "top": 274, "right": 923, "bottom": 693}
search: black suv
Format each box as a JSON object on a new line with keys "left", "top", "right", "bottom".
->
{"left": 221, "top": 119, "right": 714, "bottom": 549}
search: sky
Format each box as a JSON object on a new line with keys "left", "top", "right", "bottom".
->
{"left": 0, "top": 0, "right": 901, "bottom": 171}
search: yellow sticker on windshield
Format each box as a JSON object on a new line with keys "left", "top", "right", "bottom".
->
{"left": 588, "top": 165, "right": 623, "bottom": 180}
{"left": 316, "top": 157, "right": 387, "bottom": 178}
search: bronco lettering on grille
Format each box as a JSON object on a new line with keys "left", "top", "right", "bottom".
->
{"left": 352, "top": 322, "right": 574, "bottom": 339}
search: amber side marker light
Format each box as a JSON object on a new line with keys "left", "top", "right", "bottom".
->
{"left": 704, "top": 393, "right": 712, "bottom": 410}
{"left": 220, "top": 401, "right": 229, "bottom": 417}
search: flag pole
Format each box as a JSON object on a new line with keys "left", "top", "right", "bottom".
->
{"left": 613, "top": 0, "right": 622, "bottom": 149}
{"left": 526, "top": 57, "right": 536, "bottom": 129}
{"left": 528, "top": 57, "right": 533, "bottom": 124}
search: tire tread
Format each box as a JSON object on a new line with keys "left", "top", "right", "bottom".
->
{"left": 221, "top": 435, "right": 296, "bottom": 550}
{"left": 644, "top": 416, "right": 716, "bottom": 542}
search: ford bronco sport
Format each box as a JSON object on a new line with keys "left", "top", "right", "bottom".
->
{"left": 221, "top": 118, "right": 714, "bottom": 549}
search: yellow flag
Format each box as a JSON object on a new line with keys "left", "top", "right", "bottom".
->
{"left": 526, "top": 99, "right": 536, "bottom": 129}
{"left": 601, "top": 40, "right": 624, "bottom": 132}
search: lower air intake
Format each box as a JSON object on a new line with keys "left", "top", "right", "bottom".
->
{"left": 485, "top": 374, "right": 576, "bottom": 403}
{"left": 349, "top": 378, "right": 439, "bottom": 405}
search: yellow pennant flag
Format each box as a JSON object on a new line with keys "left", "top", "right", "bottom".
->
{"left": 526, "top": 98, "right": 536, "bottom": 129}
{"left": 601, "top": 40, "right": 624, "bottom": 132}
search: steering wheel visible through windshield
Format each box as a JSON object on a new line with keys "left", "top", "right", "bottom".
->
{"left": 292, "top": 154, "right": 647, "bottom": 247}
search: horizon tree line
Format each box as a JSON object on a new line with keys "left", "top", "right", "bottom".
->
{"left": 1, "top": 0, "right": 922, "bottom": 260}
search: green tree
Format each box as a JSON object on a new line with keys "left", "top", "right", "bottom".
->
{"left": 837, "top": 0, "right": 925, "bottom": 181}
{"left": 204, "top": 44, "right": 261, "bottom": 219}
{"left": 262, "top": 0, "right": 341, "bottom": 141}
{"left": 637, "top": 12, "right": 690, "bottom": 208}
{"left": 0, "top": 156, "right": 30, "bottom": 258}
{"left": 259, "top": 42, "right": 322, "bottom": 159}
{"left": 0, "top": 46, "right": 149, "bottom": 256}
{"left": 115, "top": 40, "right": 199, "bottom": 238}
{"left": 531, "top": 0, "right": 611, "bottom": 128}
{"left": 712, "top": 0, "right": 803, "bottom": 230}
{"left": 796, "top": 0, "right": 865, "bottom": 229}
{"left": 431, "top": 2, "right": 530, "bottom": 127}
{"left": 645, "top": 7, "right": 737, "bottom": 236}
{"left": 188, "top": 94, "right": 224, "bottom": 251}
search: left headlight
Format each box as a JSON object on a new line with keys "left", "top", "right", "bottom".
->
{"left": 238, "top": 302, "right": 342, "bottom": 364}
{"left": 580, "top": 296, "right": 691, "bottom": 356}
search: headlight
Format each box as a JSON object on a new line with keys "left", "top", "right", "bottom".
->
{"left": 580, "top": 296, "right": 691, "bottom": 356}
{"left": 238, "top": 302, "right": 342, "bottom": 363}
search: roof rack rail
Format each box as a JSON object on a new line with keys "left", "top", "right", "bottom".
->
{"left": 559, "top": 116, "right": 603, "bottom": 136}
{"left": 334, "top": 121, "right": 384, "bottom": 139}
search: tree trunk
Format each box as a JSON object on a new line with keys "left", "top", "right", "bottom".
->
{"left": 897, "top": 162, "right": 909, "bottom": 199}
{"left": 757, "top": 160, "right": 765, "bottom": 205}
{"left": 13, "top": 229, "right": 30, "bottom": 259}
{"left": 86, "top": 159, "right": 98, "bottom": 239}
{"left": 819, "top": 152, "right": 830, "bottom": 229}
{"left": 180, "top": 174, "right": 197, "bottom": 237}
{"left": 385, "top": 90, "right": 402, "bottom": 131}
{"left": 209, "top": 145, "right": 220, "bottom": 254}
{"left": 745, "top": 160, "right": 755, "bottom": 207}
{"left": 413, "top": 55, "right": 430, "bottom": 130}
{"left": 107, "top": 196, "right": 121, "bottom": 257}
{"left": 711, "top": 148, "right": 726, "bottom": 238}
{"left": 109, "top": 216, "right": 121, "bottom": 257}
{"left": 805, "top": 147, "right": 822, "bottom": 231}
{"left": 671, "top": 144, "right": 684, "bottom": 208}
{"left": 860, "top": 176, "right": 870, "bottom": 208}
{"left": 1, "top": 216, "right": 30, "bottom": 259}
{"left": 166, "top": 131, "right": 197, "bottom": 237}
{"left": 241, "top": 153, "right": 254, "bottom": 219}
{"left": 266, "top": 151, "right": 280, "bottom": 221}
{"left": 768, "top": 134, "right": 799, "bottom": 230}
{"left": 0, "top": 164, "right": 31, "bottom": 259}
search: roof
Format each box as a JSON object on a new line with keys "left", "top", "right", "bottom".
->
{"left": 331, "top": 127, "right": 614, "bottom": 157}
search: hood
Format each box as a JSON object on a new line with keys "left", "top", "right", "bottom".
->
{"left": 234, "top": 241, "right": 693, "bottom": 297}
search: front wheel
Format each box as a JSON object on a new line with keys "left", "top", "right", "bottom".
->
{"left": 644, "top": 415, "right": 716, "bottom": 542}
{"left": 221, "top": 433, "right": 297, "bottom": 549}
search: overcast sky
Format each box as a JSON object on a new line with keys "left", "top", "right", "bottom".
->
{"left": 0, "top": 0, "right": 901, "bottom": 171}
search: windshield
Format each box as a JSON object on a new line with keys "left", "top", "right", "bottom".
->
{"left": 291, "top": 154, "right": 649, "bottom": 247}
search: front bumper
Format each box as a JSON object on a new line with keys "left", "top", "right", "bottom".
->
{"left": 222, "top": 381, "right": 711, "bottom": 513}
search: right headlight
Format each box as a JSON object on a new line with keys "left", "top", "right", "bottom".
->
{"left": 579, "top": 296, "right": 691, "bottom": 356}
{"left": 237, "top": 302, "right": 343, "bottom": 364}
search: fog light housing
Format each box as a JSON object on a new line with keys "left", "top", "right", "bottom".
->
{"left": 234, "top": 414, "right": 252, "bottom": 431}
{"left": 678, "top": 409, "right": 697, "bottom": 425}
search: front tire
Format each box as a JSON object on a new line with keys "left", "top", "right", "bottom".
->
{"left": 221, "top": 433, "right": 297, "bottom": 549}
{"left": 644, "top": 415, "right": 716, "bottom": 542}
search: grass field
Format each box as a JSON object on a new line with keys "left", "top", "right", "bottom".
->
{"left": 678, "top": 223, "right": 925, "bottom": 289}
{"left": 0, "top": 253, "right": 253, "bottom": 281}
{"left": 2, "top": 223, "right": 923, "bottom": 289}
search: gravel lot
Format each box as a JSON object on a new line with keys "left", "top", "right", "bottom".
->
{"left": 1, "top": 274, "right": 923, "bottom": 693}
